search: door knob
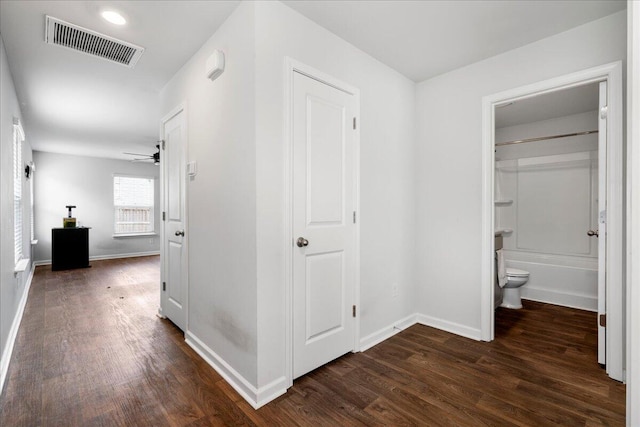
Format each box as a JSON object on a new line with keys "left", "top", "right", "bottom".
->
{"left": 587, "top": 229, "right": 599, "bottom": 237}
{"left": 296, "top": 237, "right": 309, "bottom": 247}
{"left": 175, "top": 230, "right": 185, "bottom": 236}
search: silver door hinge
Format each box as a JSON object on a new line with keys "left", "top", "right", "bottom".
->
{"left": 162, "top": 282, "right": 166, "bottom": 291}
{"left": 600, "top": 314, "right": 606, "bottom": 327}
{"left": 161, "top": 139, "right": 166, "bottom": 150}
{"left": 352, "top": 305, "right": 356, "bottom": 317}
{"left": 162, "top": 212, "right": 166, "bottom": 221}
{"left": 353, "top": 117, "right": 357, "bottom": 130}
{"left": 353, "top": 211, "right": 357, "bottom": 224}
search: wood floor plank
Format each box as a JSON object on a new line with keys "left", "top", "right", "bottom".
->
{"left": 0, "top": 257, "right": 626, "bottom": 426}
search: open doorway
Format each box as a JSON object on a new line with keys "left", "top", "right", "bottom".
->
{"left": 481, "top": 62, "right": 624, "bottom": 382}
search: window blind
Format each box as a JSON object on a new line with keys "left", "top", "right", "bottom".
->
{"left": 13, "top": 121, "right": 24, "bottom": 264}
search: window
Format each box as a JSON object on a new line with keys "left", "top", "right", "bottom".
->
{"left": 113, "top": 175, "right": 155, "bottom": 235}
{"left": 13, "top": 119, "right": 24, "bottom": 265}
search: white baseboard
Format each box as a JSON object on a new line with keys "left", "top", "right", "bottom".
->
{"left": 0, "top": 262, "right": 35, "bottom": 394}
{"left": 185, "top": 331, "right": 287, "bottom": 409}
{"left": 156, "top": 307, "right": 166, "bottom": 319}
{"left": 416, "top": 313, "right": 482, "bottom": 341}
{"left": 360, "top": 314, "right": 418, "bottom": 352}
{"left": 521, "top": 287, "right": 597, "bottom": 312}
{"left": 179, "top": 311, "right": 481, "bottom": 408}
{"left": 34, "top": 251, "right": 160, "bottom": 266}
{"left": 90, "top": 251, "right": 160, "bottom": 261}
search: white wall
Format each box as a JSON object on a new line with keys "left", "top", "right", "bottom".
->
{"left": 0, "top": 35, "right": 33, "bottom": 392}
{"left": 253, "top": 1, "right": 416, "bottom": 390}
{"left": 159, "top": 0, "right": 416, "bottom": 403}
{"left": 32, "top": 151, "right": 160, "bottom": 263}
{"left": 415, "top": 11, "right": 626, "bottom": 335}
{"left": 160, "top": 2, "right": 259, "bottom": 386}
{"left": 626, "top": 0, "right": 639, "bottom": 424}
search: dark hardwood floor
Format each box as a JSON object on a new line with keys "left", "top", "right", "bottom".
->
{"left": 0, "top": 256, "right": 625, "bottom": 426}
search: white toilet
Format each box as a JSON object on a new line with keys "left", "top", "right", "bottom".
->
{"left": 501, "top": 268, "right": 530, "bottom": 309}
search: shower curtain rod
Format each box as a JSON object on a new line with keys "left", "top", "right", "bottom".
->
{"left": 495, "top": 130, "right": 598, "bottom": 147}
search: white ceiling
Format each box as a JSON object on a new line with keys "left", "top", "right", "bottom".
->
{"left": 495, "top": 83, "right": 600, "bottom": 129}
{"left": 0, "top": 1, "right": 626, "bottom": 160}
{"left": 0, "top": 0, "right": 240, "bottom": 160}
{"left": 283, "top": 0, "right": 626, "bottom": 82}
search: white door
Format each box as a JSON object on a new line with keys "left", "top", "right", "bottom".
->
{"left": 161, "top": 108, "right": 187, "bottom": 331}
{"left": 292, "top": 71, "right": 358, "bottom": 379}
{"left": 596, "top": 81, "right": 607, "bottom": 365}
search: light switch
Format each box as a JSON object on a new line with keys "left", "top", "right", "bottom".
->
{"left": 187, "top": 161, "right": 197, "bottom": 177}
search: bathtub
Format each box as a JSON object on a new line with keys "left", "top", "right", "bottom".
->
{"left": 503, "top": 249, "right": 597, "bottom": 311}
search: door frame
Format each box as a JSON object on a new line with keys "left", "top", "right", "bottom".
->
{"left": 283, "top": 58, "right": 361, "bottom": 387}
{"left": 480, "top": 61, "right": 624, "bottom": 381}
{"left": 158, "top": 102, "right": 189, "bottom": 331}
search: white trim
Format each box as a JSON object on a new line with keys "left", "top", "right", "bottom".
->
{"left": 113, "top": 174, "right": 156, "bottom": 235}
{"left": 360, "top": 314, "right": 418, "bottom": 352}
{"left": 14, "top": 258, "right": 30, "bottom": 273}
{"left": 416, "top": 313, "right": 483, "bottom": 341}
{"left": 112, "top": 173, "right": 156, "bottom": 179}
{"left": 0, "top": 262, "right": 35, "bottom": 394}
{"left": 627, "top": 1, "right": 640, "bottom": 424}
{"left": 185, "top": 331, "right": 287, "bottom": 409}
{"left": 12, "top": 117, "right": 24, "bottom": 140}
{"left": 90, "top": 252, "right": 159, "bottom": 261}
{"left": 112, "top": 233, "right": 158, "bottom": 238}
{"left": 160, "top": 102, "right": 187, "bottom": 125}
{"left": 283, "top": 58, "right": 361, "bottom": 388}
{"left": 159, "top": 102, "right": 189, "bottom": 333}
{"left": 283, "top": 57, "right": 293, "bottom": 389}
{"left": 481, "top": 62, "right": 625, "bottom": 382}
{"left": 33, "top": 251, "right": 160, "bottom": 266}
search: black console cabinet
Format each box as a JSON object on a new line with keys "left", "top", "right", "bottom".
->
{"left": 52, "top": 227, "right": 90, "bottom": 271}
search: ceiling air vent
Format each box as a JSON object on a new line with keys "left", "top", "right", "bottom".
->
{"left": 45, "top": 15, "right": 144, "bottom": 68}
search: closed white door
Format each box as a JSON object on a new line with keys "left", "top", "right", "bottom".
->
{"left": 161, "top": 108, "right": 187, "bottom": 331}
{"left": 292, "top": 71, "right": 358, "bottom": 379}
{"left": 597, "top": 81, "right": 607, "bottom": 365}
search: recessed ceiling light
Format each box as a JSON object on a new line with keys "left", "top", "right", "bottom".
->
{"left": 101, "top": 10, "right": 126, "bottom": 26}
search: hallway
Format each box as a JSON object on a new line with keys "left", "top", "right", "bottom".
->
{"left": 0, "top": 257, "right": 626, "bottom": 426}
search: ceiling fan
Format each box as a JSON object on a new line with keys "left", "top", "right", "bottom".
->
{"left": 123, "top": 144, "right": 160, "bottom": 165}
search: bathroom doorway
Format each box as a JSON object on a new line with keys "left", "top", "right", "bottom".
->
{"left": 480, "top": 62, "right": 624, "bottom": 382}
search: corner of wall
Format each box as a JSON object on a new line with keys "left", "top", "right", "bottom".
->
{"left": 160, "top": 0, "right": 260, "bottom": 396}
{"left": 185, "top": 331, "right": 287, "bottom": 409}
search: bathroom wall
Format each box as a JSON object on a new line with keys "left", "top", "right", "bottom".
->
{"left": 495, "top": 110, "right": 599, "bottom": 310}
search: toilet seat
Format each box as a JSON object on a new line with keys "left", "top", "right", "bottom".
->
{"left": 507, "top": 269, "right": 528, "bottom": 277}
